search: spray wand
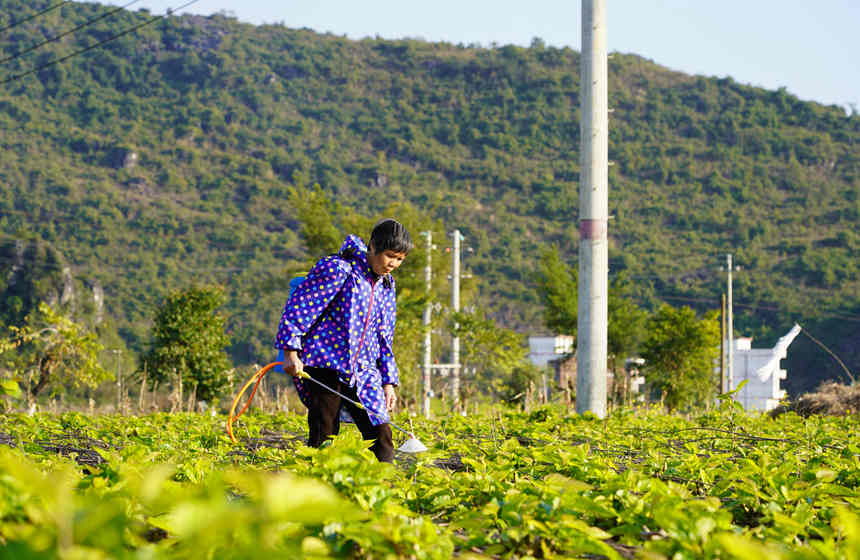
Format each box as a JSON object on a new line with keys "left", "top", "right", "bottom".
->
{"left": 226, "top": 362, "right": 427, "bottom": 453}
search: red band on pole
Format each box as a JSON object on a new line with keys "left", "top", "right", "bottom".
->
{"left": 579, "top": 219, "right": 607, "bottom": 240}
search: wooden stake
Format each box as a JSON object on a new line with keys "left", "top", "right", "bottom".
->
{"left": 139, "top": 365, "right": 147, "bottom": 414}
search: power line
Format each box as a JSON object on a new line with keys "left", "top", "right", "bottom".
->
{"left": 0, "top": 0, "right": 141, "bottom": 67}
{"left": 0, "top": 2, "right": 70, "bottom": 35}
{"left": 658, "top": 294, "right": 860, "bottom": 323}
{"left": 0, "top": 0, "right": 202, "bottom": 86}
{"left": 801, "top": 329, "right": 855, "bottom": 383}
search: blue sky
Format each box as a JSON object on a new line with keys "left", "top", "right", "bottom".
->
{"left": 107, "top": 0, "right": 859, "bottom": 111}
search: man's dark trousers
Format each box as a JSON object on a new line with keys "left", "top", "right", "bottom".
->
{"left": 304, "top": 366, "right": 394, "bottom": 463}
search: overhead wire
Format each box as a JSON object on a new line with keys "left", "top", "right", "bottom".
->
{"left": 658, "top": 294, "right": 860, "bottom": 322}
{"left": 0, "top": 2, "right": 71, "bottom": 35}
{"left": 0, "top": 0, "right": 142, "bottom": 66}
{"left": 0, "top": 0, "right": 203, "bottom": 86}
{"left": 800, "top": 329, "right": 855, "bottom": 383}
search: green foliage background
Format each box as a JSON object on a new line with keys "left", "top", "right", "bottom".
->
{"left": 0, "top": 1, "right": 857, "bottom": 395}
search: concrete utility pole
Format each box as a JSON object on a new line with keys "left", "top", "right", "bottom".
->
{"left": 726, "top": 254, "right": 734, "bottom": 392}
{"left": 577, "top": 0, "right": 609, "bottom": 418}
{"left": 450, "top": 229, "right": 463, "bottom": 409}
{"left": 422, "top": 231, "right": 433, "bottom": 419}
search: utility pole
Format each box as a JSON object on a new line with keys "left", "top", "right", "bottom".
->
{"left": 450, "top": 229, "right": 462, "bottom": 410}
{"left": 422, "top": 230, "right": 433, "bottom": 419}
{"left": 726, "top": 254, "right": 734, "bottom": 392}
{"left": 577, "top": 0, "right": 609, "bottom": 418}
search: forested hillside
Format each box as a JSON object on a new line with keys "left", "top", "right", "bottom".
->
{"left": 0, "top": 1, "right": 857, "bottom": 395}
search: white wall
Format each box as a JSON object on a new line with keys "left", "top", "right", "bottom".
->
{"left": 730, "top": 338, "right": 787, "bottom": 411}
{"left": 528, "top": 335, "right": 574, "bottom": 367}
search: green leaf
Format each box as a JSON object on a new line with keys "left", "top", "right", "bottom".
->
{"left": 716, "top": 534, "right": 787, "bottom": 560}
{"left": 815, "top": 469, "right": 837, "bottom": 482}
{"left": 0, "top": 379, "right": 21, "bottom": 398}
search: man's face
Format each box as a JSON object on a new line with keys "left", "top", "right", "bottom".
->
{"left": 368, "top": 244, "right": 407, "bottom": 276}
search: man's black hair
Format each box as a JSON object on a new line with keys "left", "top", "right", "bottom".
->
{"left": 369, "top": 219, "right": 413, "bottom": 254}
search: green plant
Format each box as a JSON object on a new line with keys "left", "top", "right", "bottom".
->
{"left": 0, "top": 302, "right": 110, "bottom": 402}
{"left": 0, "top": 405, "right": 858, "bottom": 558}
{"left": 139, "top": 285, "right": 232, "bottom": 402}
{"left": 641, "top": 304, "right": 721, "bottom": 410}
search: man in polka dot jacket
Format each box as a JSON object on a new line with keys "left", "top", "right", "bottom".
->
{"left": 275, "top": 219, "right": 412, "bottom": 462}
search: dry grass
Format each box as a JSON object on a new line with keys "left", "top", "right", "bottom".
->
{"left": 770, "top": 381, "right": 860, "bottom": 417}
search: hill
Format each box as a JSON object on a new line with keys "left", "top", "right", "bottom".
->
{"left": 0, "top": 1, "right": 857, "bottom": 395}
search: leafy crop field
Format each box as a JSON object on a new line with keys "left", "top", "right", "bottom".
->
{"left": 0, "top": 404, "right": 858, "bottom": 559}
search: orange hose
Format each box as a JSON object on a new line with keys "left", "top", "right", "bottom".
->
{"left": 226, "top": 366, "right": 421, "bottom": 447}
{"left": 226, "top": 361, "right": 281, "bottom": 443}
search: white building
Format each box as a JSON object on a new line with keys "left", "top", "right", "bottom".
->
{"left": 528, "top": 335, "right": 574, "bottom": 367}
{"left": 729, "top": 324, "right": 801, "bottom": 411}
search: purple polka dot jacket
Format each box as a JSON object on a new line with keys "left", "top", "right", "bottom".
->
{"left": 274, "top": 234, "right": 399, "bottom": 425}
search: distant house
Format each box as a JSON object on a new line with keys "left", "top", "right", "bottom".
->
{"left": 528, "top": 335, "right": 574, "bottom": 367}
{"left": 528, "top": 336, "right": 645, "bottom": 403}
{"left": 728, "top": 325, "right": 800, "bottom": 411}
{"left": 528, "top": 335, "right": 575, "bottom": 401}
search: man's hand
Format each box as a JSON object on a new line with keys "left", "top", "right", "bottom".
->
{"left": 283, "top": 350, "right": 304, "bottom": 376}
{"left": 383, "top": 384, "right": 397, "bottom": 412}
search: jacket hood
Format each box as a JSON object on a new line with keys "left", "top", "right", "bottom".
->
{"left": 339, "top": 234, "right": 368, "bottom": 258}
{"left": 339, "top": 234, "right": 393, "bottom": 287}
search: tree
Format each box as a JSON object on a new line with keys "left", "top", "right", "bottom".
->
{"left": 451, "top": 310, "right": 533, "bottom": 405}
{"left": 640, "top": 304, "right": 720, "bottom": 410}
{"left": 607, "top": 273, "right": 648, "bottom": 402}
{"left": 0, "top": 302, "right": 110, "bottom": 404}
{"left": 537, "top": 246, "right": 577, "bottom": 336}
{"left": 498, "top": 363, "right": 543, "bottom": 408}
{"left": 140, "top": 285, "right": 232, "bottom": 403}
{"left": 537, "top": 249, "right": 647, "bottom": 362}
{"left": 453, "top": 310, "right": 528, "bottom": 378}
